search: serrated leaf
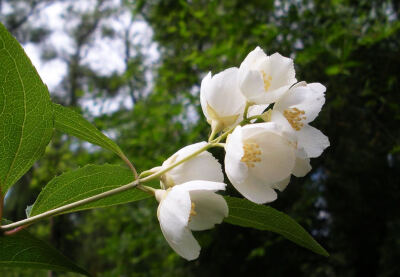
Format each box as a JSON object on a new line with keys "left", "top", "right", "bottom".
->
{"left": 224, "top": 196, "right": 329, "bottom": 257}
{"left": 53, "top": 103, "right": 125, "bottom": 159}
{"left": 29, "top": 164, "right": 152, "bottom": 217}
{"left": 0, "top": 220, "right": 89, "bottom": 275}
{"left": 0, "top": 23, "right": 53, "bottom": 195}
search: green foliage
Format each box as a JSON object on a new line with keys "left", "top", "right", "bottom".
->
{"left": 53, "top": 103, "right": 128, "bottom": 161}
{"left": 0, "top": 22, "right": 53, "bottom": 195}
{"left": 0, "top": 220, "right": 89, "bottom": 276}
{"left": 225, "top": 196, "right": 328, "bottom": 257}
{"left": 70, "top": 203, "right": 187, "bottom": 277}
{"left": 29, "top": 164, "right": 151, "bottom": 217}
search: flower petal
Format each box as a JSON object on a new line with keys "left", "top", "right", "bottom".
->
{"left": 158, "top": 188, "right": 191, "bottom": 236}
{"left": 200, "top": 72, "right": 212, "bottom": 119}
{"left": 270, "top": 110, "right": 293, "bottom": 133}
{"left": 165, "top": 142, "right": 224, "bottom": 185}
{"left": 268, "top": 52, "right": 297, "bottom": 90}
{"left": 272, "top": 176, "right": 291, "bottom": 192}
{"left": 241, "top": 121, "right": 284, "bottom": 139}
{"left": 292, "top": 157, "right": 312, "bottom": 177}
{"left": 232, "top": 174, "right": 278, "bottom": 204}
{"left": 239, "top": 123, "right": 296, "bottom": 184}
{"left": 176, "top": 180, "right": 227, "bottom": 193}
{"left": 225, "top": 126, "right": 248, "bottom": 185}
{"left": 188, "top": 191, "right": 228, "bottom": 231}
{"left": 239, "top": 46, "right": 268, "bottom": 70}
{"left": 297, "top": 125, "right": 330, "bottom": 158}
{"left": 262, "top": 85, "right": 292, "bottom": 104}
{"left": 274, "top": 82, "right": 326, "bottom": 124}
{"left": 251, "top": 130, "right": 296, "bottom": 184}
{"left": 159, "top": 222, "right": 201, "bottom": 261}
{"left": 247, "top": 104, "right": 269, "bottom": 122}
{"left": 225, "top": 123, "right": 296, "bottom": 204}
{"left": 201, "top": 67, "right": 245, "bottom": 118}
{"left": 157, "top": 187, "right": 200, "bottom": 260}
{"left": 238, "top": 69, "right": 266, "bottom": 103}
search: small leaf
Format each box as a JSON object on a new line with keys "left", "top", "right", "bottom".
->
{"left": 53, "top": 103, "right": 126, "bottom": 159}
{"left": 29, "top": 164, "right": 152, "bottom": 217}
{"left": 224, "top": 196, "right": 329, "bottom": 257}
{"left": 0, "top": 220, "right": 89, "bottom": 275}
{"left": 0, "top": 23, "right": 53, "bottom": 195}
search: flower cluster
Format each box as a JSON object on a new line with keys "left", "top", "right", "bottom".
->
{"left": 153, "top": 46, "right": 329, "bottom": 260}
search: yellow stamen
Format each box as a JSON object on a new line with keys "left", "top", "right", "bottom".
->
{"left": 283, "top": 107, "right": 306, "bottom": 131}
{"left": 241, "top": 142, "right": 262, "bottom": 168}
{"left": 189, "top": 202, "right": 197, "bottom": 222}
{"left": 261, "top": 70, "right": 272, "bottom": 91}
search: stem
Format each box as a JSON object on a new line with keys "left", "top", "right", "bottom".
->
{"left": 139, "top": 166, "right": 162, "bottom": 178}
{"left": 210, "top": 113, "right": 264, "bottom": 144}
{"left": 0, "top": 179, "right": 140, "bottom": 231}
{"left": 243, "top": 101, "right": 252, "bottom": 120}
{"left": 136, "top": 184, "right": 156, "bottom": 195}
{"left": 208, "top": 121, "right": 223, "bottom": 142}
{"left": 213, "top": 143, "right": 226, "bottom": 148}
{"left": 245, "top": 115, "right": 262, "bottom": 122}
{"left": 4, "top": 224, "right": 30, "bottom": 236}
{"left": 208, "top": 127, "right": 218, "bottom": 142}
{"left": 211, "top": 126, "right": 235, "bottom": 143}
{"left": 120, "top": 153, "right": 138, "bottom": 180}
{"left": 0, "top": 142, "right": 217, "bottom": 233}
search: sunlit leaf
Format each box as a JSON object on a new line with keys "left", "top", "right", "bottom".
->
{"left": 0, "top": 23, "right": 53, "bottom": 195}
{"left": 53, "top": 103, "right": 127, "bottom": 160}
{"left": 29, "top": 164, "right": 153, "bottom": 217}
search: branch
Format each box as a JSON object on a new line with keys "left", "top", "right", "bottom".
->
{"left": 0, "top": 179, "right": 139, "bottom": 231}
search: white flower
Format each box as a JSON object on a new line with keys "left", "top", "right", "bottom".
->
{"left": 225, "top": 123, "right": 300, "bottom": 204}
{"left": 200, "top": 67, "right": 246, "bottom": 133}
{"left": 270, "top": 82, "right": 330, "bottom": 158}
{"left": 247, "top": 104, "right": 269, "bottom": 122}
{"left": 160, "top": 142, "right": 224, "bottom": 188}
{"left": 155, "top": 181, "right": 228, "bottom": 260}
{"left": 238, "top": 46, "right": 297, "bottom": 104}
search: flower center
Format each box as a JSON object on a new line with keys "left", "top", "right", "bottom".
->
{"left": 188, "top": 202, "right": 197, "bottom": 222}
{"left": 241, "top": 142, "right": 261, "bottom": 168}
{"left": 261, "top": 70, "right": 272, "bottom": 91}
{"left": 283, "top": 107, "right": 306, "bottom": 131}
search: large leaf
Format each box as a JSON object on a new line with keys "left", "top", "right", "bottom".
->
{"left": 0, "top": 220, "right": 89, "bottom": 275}
{"left": 53, "top": 103, "right": 126, "bottom": 159}
{"left": 224, "top": 196, "right": 329, "bottom": 257}
{"left": 0, "top": 23, "right": 53, "bottom": 195}
{"left": 29, "top": 164, "right": 153, "bottom": 217}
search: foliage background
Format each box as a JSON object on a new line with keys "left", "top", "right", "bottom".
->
{"left": 1, "top": 0, "right": 399, "bottom": 276}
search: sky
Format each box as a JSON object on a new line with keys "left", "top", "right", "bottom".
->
{"left": 3, "top": 0, "right": 159, "bottom": 116}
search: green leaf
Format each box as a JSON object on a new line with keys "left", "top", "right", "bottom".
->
{"left": 29, "top": 164, "right": 152, "bottom": 217}
{"left": 53, "top": 103, "right": 126, "bottom": 159}
{"left": 224, "top": 196, "right": 329, "bottom": 257}
{"left": 0, "top": 220, "right": 89, "bottom": 275}
{"left": 325, "top": 64, "right": 342, "bottom": 75}
{"left": 0, "top": 23, "right": 53, "bottom": 195}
